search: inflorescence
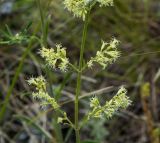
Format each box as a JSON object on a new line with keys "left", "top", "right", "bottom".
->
{"left": 39, "top": 44, "right": 69, "bottom": 72}
{"left": 27, "top": 0, "right": 131, "bottom": 128}
{"left": 27, "top": 76, "right": 59, "bottom": 109}
{"left": 64, "top": 0, "right": 114, "bottom": 20}
{"left": 87, "top": 38, "right": 120, "bottom": 69}
{"left": 87, "top": 87, "right": 131, "bottom": 120}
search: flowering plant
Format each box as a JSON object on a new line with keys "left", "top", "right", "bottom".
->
{"left": 27, "top": 0, "right": 131, "bottom": 142}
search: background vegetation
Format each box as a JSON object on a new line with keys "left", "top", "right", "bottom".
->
{"left": 0, "top": 0, "right": 160, "bottom": 143}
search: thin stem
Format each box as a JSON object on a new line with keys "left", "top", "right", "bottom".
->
{"left": 66, "top": 118, "right": 75, "bottom": 129}
{"left": 57, "top": 109, "right": 75, "bottom": 129}
{"left": 74, "top": 12, "right": 90, "bottom": 143}
{"left": 69, "top": 63, "right": 79, "bottom": 73}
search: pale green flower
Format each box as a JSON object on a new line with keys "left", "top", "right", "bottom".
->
{"left": 103, "top": 87, "right": 131, "bottom": 118}
{"left": 97, "top": 0, "right": 113, "bottom": 7}
{"left": 32, "top": 91, "right": 59, "bottom": 109}
{"left": 87, "top": 38, "right": 120, "bottom": 69}
{"left": 27, "top": 76, "right": 59, "bottom": 109}
{"left": 64, "top": 0, "right": 114, "bottom": 20}
{"left": 88, "top": 87, "right": 131, "bottom": 120}
{"left": 39, "top": 44, "right": 69, "bottom": 72}
{"left": 59, "top": 58, "right": 69, "bottom": 71}
{"left": 90, "top": 96, "right": 101, "bottom": 108}
{"left": 27, "top": 76, "right": 46, "bottom": 91}
{"left": 64, "top": 0, "right": 88, "bottom": 20}
{"left": 57, "top": 117, "right": 63, "bottom": 123}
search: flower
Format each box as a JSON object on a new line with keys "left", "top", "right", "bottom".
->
{"left": 64, "top": 0, "right": 88, "bottom": 20}
{"left": 27, "top": 76, "right": 59, "bottom": 109}
{"left": 39, "top": 44, "right": 69, "bottom": 72}
{"left": 97, "top": 0, "right": 113, "bottom": 7}
{"left": 88, "top": 87, "right": 131, "bottom": 120}
{"left": 87, "top": 38, "right": 120, "bottom": 69}
{"left": 57, "top": 117, "right": 63, "bottom": 123}
{"left": 32, "top": 91, "right": 59, "bottom": 109}
{"left": 64, "top": 0, "right": 114, "bottom": 20}
{"left": 104, "top": 87, "right": 131, "bottom": 118}
{"left": 27, "top": 76, "right": 46, "bottom": 91}
{"left": 90, "top": 96, "right": 101, "bottom": 108}
{"left": 88, "top": 96, "right": 103, "bottom": 118}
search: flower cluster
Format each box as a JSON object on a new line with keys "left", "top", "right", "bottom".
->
{"left": 87, "top": 38, "right": 120, "bottom": 69}
{"left": 57, "top": 112, "right": 67, "bottom": 123}
{"left": 87, "top": 87, "right": 131, "bottom": 120}
{"left": 39, "top": 44, "right": 69, "bottom": 71}
{"left": 27, "top": 75, "right": 46, "bottom": 91}
{"left": 97, "top": 0, "right": 113, "bottom": 7}
{"left": 27, "top": 76, "right": 59, "bottom": 109}
{"left": 64, "top": 0, "right": 88, "bottom": 20}
{"left": 64, "top": 0, "right": 114, "bottom": 20}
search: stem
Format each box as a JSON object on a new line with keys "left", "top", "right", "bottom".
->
{"left": 75, "top": 129, "right": 81, "bottom": 143}
{"left": 74, "top": 12, "right": 90, "bottom": 143}
{"left": 69, "top": 63, "right": 79, "bottom": 72}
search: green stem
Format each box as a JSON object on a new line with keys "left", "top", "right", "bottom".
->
{"left": 75, "top": 12, "right": 90, "bottom": 143}
{"left": 69, "top": 63, "right": 79, "bottom": 72}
